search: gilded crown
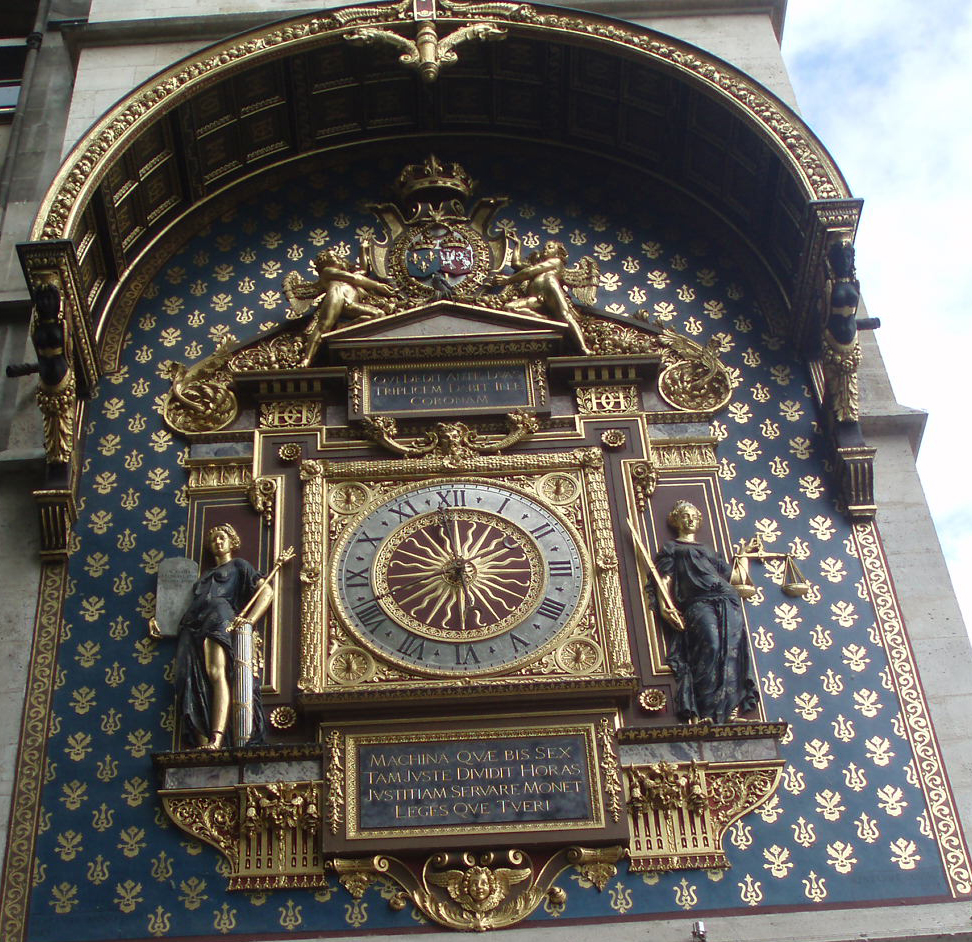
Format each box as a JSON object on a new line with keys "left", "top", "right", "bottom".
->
{"left": 395, "top": 155, "right": 474, "bottom": 202}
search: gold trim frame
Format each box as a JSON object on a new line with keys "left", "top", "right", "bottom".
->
{"left": 341, "top": 722, "right": 603, "bottom": 842}
{"left": 356, "top": 359, "right": 542, "bottom": 419}
{"left": 0, "top": 562, "right": 69, "bottom": 942}
{"left": 854, "top": 522, "right": 972, "bottom": 895}
{"left": 298, "top": 447, "right": 633, "bottom": 698}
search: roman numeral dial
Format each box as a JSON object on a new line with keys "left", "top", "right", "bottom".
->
{"left": 331, "top": 480, "right": 589, "bottom": 675}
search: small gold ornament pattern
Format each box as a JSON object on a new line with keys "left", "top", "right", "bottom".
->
{"left": 9, "top": 151, "right": 965, "bottom": 942}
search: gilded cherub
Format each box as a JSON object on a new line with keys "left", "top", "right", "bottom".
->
{"left": 494, "top": 237, "right": 599, "bottom": 354}
{"left": 283, "top": 249, "right": 396, "bottom": 367}
{"left": 427, "top": 862, "right": 530, "bottom": 916}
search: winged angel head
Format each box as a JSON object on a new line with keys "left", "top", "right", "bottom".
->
{"left": 428, "top": 862, "right": 531, "bottom": 914}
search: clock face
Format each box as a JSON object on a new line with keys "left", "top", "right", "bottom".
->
{"left": 330, "top": 480, "right": 590, "bottom": 675}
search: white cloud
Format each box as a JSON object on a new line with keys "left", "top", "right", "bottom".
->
{"left": 783, "top": 2, "right": 972, "bottom": 629}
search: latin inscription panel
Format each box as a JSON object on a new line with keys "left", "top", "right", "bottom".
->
{"left": 363, "top": 363, "right": 532, "bottom": 415}
{"left": 347, "top": 725, "right": 601, "bottom": 839}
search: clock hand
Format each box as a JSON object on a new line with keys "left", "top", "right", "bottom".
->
{"left": 450, "top": 507, "right": 463, "bottom": 562}
{"left": 436, "top": 502, "right": 460, "bottom": 560}
{"left": 365, "top": 567, "right": 448, "bottom": 604}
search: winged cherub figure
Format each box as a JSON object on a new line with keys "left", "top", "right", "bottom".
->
{"left": 427, "top": 862, "right": 531, "bottom": 926}
{"left": 283, "top": 249, "right": 395, "bottom": 367}
{"left": 494, "top": 237, "right": 599, "bottom": 354}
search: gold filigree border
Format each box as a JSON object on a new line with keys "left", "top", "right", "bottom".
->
{"left": 854, "top": 521, "right": 972, "bottom": 896}
{"left": 342, "top": 723, "right": 603, "bottom": 841}
{"left": 0, "top": 561, "right": 68, "bottom": 942}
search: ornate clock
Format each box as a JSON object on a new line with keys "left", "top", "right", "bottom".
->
{"left": 296, "top": 448, "right": 633, "bottom": 698}
{"left": 330, "top": 480, "right": 590, "bottom": 675}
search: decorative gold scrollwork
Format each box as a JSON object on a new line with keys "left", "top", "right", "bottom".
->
{"left": 325, "top": 729, "right": 345, "bottom": 836}
{"left": 656, "top": 330, "right": 731, "bottom": 413}
{"left": 361, "top": 409, "right": 538, "bottom": 461}
{"left": 567, "top": 845, "right": 624, "bottom": 891}
{"left": 161, "top": 782, "right": 327, "bottom": 890}
{"left": 629, "top": 460, "right": 658, "bottom": 511}
{"left": 227, "top": 332, "right": 305, "bottom": 372}
{"left": 36, "top": 374, "right": 76, "bottom": 465}
{"left": 162, "top": 794, "right": 240, "bottom": 867}
{"left": 625, "top": 760, "right": 783, "bottom": 872}
{"left": 187, "top": 461, "right": 252, "bottom": 490}
{"left": 242, "top": 782, "right": 320, "bottom": 838}
{"left": 576, "top": 385, "right": 639, "bottom": 415}
{"left": 598, "top": 717, "right": 623, "bottom": 823}
{"left": 247, "top": 477, "right": 277, "bottom": 523}
{"left": 627, "top": 762, "right": 706, "bottom": 814}
{"left": 162, "top": 344, "right": 238, "bottom": 434}
{"left": 260, "top": 401, "right": 323, "bottom": 428}
{"left": 345, "top": 19, "right": 508, "bottom": 83}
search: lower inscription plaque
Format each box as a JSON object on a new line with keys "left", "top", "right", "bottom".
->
{"left": 346, "top": 724, "right": 601, "bottom": 840}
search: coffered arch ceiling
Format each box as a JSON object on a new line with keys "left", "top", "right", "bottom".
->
{"left": 30, "top": 1, "right": 859, "bottom": 355}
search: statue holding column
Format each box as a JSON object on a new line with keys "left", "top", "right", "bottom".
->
{"left": 162, "top": 524, "right": 295, "bottom": 750}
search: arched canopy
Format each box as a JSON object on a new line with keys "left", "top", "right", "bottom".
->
{"left": 27, "top": 0, "right": 860, "bottom": 363}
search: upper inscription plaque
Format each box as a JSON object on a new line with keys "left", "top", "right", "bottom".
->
{"left": 362, "top": 362, "right": 533, "bottom": 416}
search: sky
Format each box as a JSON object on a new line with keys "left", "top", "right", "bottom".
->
{"left": 780, "top": 1, "right": 972, "bottom": 635}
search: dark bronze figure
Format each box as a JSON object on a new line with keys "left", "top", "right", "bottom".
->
{"left": 653, "top": 500, "right": 759, "bottom": 724}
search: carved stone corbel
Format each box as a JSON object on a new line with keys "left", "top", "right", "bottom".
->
{"left": 626, "top": 760, "right": 783, "bottom": 872}
{"left": 328, "top": 845, "right": 624, "bottom": 931}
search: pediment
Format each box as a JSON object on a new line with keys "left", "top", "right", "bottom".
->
{"left": 323, "top": 301, "right": 568, "bottom": 363}
{"left": 325, "top": 301, "right": 566, "bottom": 342}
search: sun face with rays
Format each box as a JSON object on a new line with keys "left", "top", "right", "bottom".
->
{"left": 375, "top": 509, "right": 545, "bottom": 641}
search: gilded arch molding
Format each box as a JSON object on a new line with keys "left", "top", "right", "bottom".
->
{"left": 34, "top": 2, "right": 850, "bottom": 245}
{"left": 26, "top": 1, "right": 856, "bottom": 355}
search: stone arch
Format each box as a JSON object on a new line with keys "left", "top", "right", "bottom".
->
{"left": 25, "top": 1, "right": 858, "bottom": 364}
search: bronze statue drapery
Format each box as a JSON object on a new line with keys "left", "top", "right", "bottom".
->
{"left": 653, "top": 501, "right": 758, "bottom": 724}
{"left": 174, "top": 525, "right": 271, "bottom": 749}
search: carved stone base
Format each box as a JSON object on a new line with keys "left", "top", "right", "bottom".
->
{"left": 161, "top": 781, "right": 326, "bottom": 890}
{"left": 626, "top": 759, "right": 783, "bottom": 872}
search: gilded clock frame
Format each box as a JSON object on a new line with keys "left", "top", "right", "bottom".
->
{"left": 298, "top": 447, "right": 634, "bottom": 699}
{"left": 330, "top": 478, "right": 589, "bottom": 674}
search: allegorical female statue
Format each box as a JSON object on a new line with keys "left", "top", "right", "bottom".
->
{"left": 653, "top": 500, "right": 758, "bottom": 724}
{"left": 174, "top": 524, "right": 272, "bottom": 749}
